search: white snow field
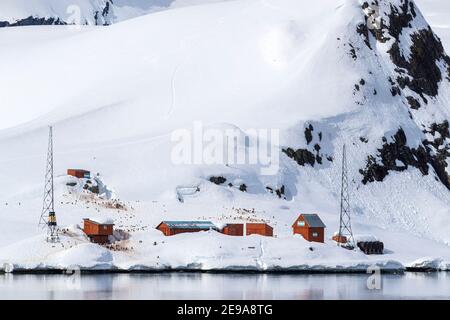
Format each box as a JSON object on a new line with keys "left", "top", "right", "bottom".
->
{"left": 0, "top": 0, "right": 449, "bottom": 272}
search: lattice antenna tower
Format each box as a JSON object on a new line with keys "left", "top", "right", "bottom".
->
{"left": 38, "top": 126, "right": 59, "bottom": 242}
{"left": 338, "top": 144, "right": 355, "bottom": 248}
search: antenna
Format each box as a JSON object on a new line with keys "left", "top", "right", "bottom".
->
{"left": 38, "top": 126, "right": 59, "bottom": 243}
{"left": 338, "top": 144, "right": 355, "bottom": 248}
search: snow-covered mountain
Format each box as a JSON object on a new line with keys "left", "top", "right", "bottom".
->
{"left": 0, "top": 0, "right": 449, "bottom": 271}
{"left": 0, "top": 0, "right": 170, "bottom": 26}
{"left": 0, "top": 0, "right": 234, "bottom": 27}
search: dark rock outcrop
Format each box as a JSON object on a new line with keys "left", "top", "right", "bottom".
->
{"left": 304, "top": 125, "right": 314, "bottom": 145}
{"left": 358, "top": 1, "right": 450, "bottom": 110}
{"left": 360, "top": 125, "right": 450, "bottom": 189}
{"left": 283, "top": 148, "right": 316, "bottom": 167}
{"left": 239, "top": 184, "right": 247, "bottom": 192}
{"left": 209, "top": 176, "right": 227, "bottom": 185}
{"left": 356, "top": 22, "right": 372, "bottom": 49}
{"left": 389, "top": 27, "right": 446, "bottom": 98}
{"left": 377, "top": 0, "right": 450, "bottom": 109}
{"left": 423, "top": 121, "right": 450, "bottom": 189}
{"left": 284, "top": 123, "right": 332, "bottom": 167}
{"left": 406, "top": 96, "right": 421, "bottom": 109}
{"left": 387, "top": 0, "right": 414, "bottom": 40}
{"left": 1, "top": 1, "right": 114, "bottom": 28}
{"left": 0, "top": 16, "right": 65, "bottom": 27}
{"left": 266, "top": 185, "right": 286, "bottom": 199}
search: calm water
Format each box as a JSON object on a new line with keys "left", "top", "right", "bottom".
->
{"left": 0, "top": 272, "right": 449, "bottom": 300}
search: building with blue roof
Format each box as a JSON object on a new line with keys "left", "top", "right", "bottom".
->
{"left": 156, "top": 220, "right": 218, "bottom": 236}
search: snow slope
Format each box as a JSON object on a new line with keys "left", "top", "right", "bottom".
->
{"left": 0, "top": 0, "right": 449, "bottom": 272}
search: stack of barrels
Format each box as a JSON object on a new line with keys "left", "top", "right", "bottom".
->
{"left": 357, "top": 241, "right": 384, "bottom": 255}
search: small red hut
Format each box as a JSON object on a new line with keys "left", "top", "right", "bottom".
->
{"left": 221, "top": 224, "right": 244, "bottom": 236}
{"left": 83, "top": 218, "right": 114, "bottom": 244}
{"left": 332, "top": 233, "right": 348, "bottom": 244}
{"left": 68, "top": 169, "right": 91, "bottom": 179}
{"left": 292, "top": 214, "right": 326, "bottom": 243}
{"left": 246, "top": 223, "right": 273, "bottom": 237}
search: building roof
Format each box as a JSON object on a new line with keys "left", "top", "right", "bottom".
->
{"left": 84, "top": 217, "right": 114, "bottom": 225}
{"left": 298, "top": 214, "right": 326, "bottom": 228}
{"left": 159, "top": 221, "right": 217, "bottom": 230}
{"left": 247, "top": 222, "right": 273, "bottom": 229}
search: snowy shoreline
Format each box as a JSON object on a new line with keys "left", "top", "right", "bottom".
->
{"left": 2, "top": 263, "right": 449, "bottom": 274}
{"left": 0, "top": 268, "right": 447, "bottom": 275}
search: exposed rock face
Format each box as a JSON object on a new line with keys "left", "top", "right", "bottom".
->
{"left": 390, "top": 27, "right": 446, "bottom": 99}
{"left": 358, "top": 1, "right": 450, "bottom": 110}
{"left": 383, "top": 1, "right": 449, "bottom": 107}
{"left": 83, "top": 180, "right": 100, "bottom": 194}
{"left": 95, "top": 0, "right": 113, "bottom": 26}
{"left": 283, "top": 123, "right": 332, "bottom": 167}
{"left": 239, "top": 184, "right": 247, "bottom": 192}
{"left": 386, "top": 0, "right": 415, "bottom": 40}
{"left": 353, "top": 1, "right": 450, "bottom": 190}
{"left": 360, "top": 128, "right": 428, "bottom": 184}
{"left": 283, "top": 147, "right": 317, "bottom": 167}
{"left": 209, "top": 176, "right": 227, "bottom": 185}
{"left": 0, "top": 16, "right": 65, "bottom": 27}
{"left": 406, "top": 96, "right": 421, "bottom": 109}
{"left": 304, "top": 125, "right": 314, "bottom": 145}
{"left": 275, "top": 185, "right": 285, "bottom": 199}
{"left": 423, "top": 121, "right": 450, "bottom": 189}
{"left": 360, "top": 124, "right": 450, "bottom": 190}
{"left": 356, "top": 22, "right": 372, "bottom": 49}
{"left": 0, "top": 0, "right": 114, "bottom": 27}
{"left": 266, "top": 185, "right": 286, "bottom": 199}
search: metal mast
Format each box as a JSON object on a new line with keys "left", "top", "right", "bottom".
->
{"left": 338, "top": 144, "right": 355, "bottom": 248}
{"left": 39, "top": 126, "right": 59, "bottom": 242}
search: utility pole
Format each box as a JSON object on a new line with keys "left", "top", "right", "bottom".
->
{"left": 338, "top": 144, "right": 355, "bottom": 248}
{"left": 38, "top": 126, "right": 59, "bottom": 243}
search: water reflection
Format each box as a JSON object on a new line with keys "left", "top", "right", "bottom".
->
{"left": 0, "top": 272, "right": 448, "bottom": 300}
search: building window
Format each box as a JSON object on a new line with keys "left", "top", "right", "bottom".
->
{"left": 297, "top": 221, "right": 305, "bottom": 227}
{"left": 312, "top": 232, "right": 318, "bottom": 237}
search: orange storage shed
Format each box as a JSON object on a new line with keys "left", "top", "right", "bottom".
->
{"left": 221, "top": 224, "right": 244, "bottom": 236}
{"left": 246, "top": 223, "right": 273, "bottom": 237}
{"left": 68, "top": 169, "right": 91, "bottom": 179}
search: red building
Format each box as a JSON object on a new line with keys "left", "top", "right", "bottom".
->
{"left": 68, "top": 169, "right": 91, "bottom": 179}
{"left": 246, "top": 223, "right": 273, "bottom": 237}
{"left": 221, "top": 224, "right": 244, "bottom": 236}
{"left": 292, "top": 214, "right": 326, "bottom": 243}
{"left": 156, "top": 221, "right": 217, "bottom": 236}
{"left": 83, "top": 218, "right": 114, "bottom": 244}
{"left": 332, "top": 234, "right": 348, "bottom": 244}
